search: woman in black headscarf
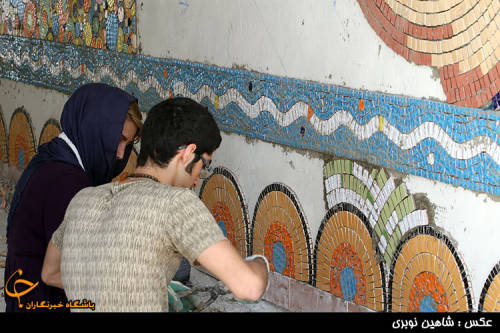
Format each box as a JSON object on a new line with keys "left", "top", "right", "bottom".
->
{"left": 4, "top": 83, "right": 142, "bottom": 312}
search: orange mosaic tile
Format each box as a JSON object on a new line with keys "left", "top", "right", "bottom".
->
{"left": 314, "top": 204, "right": 385, "bottom": 311}
{"left": 479, "top": 262, "right": 500, "bottom": 312}
{"left": 389, "top": 227, "right": 472, "bottom": 312}
{"left": 8, "top": 108, "right": 36, "bottom": 169}
{"left": 38, "top": 119, "right": 61, "bottom": 147}
{"left": 199, "top": 167, "right": 249, "bottom": 257}
{"left": 251, "top": 184, "right": 311, "bottom": 283}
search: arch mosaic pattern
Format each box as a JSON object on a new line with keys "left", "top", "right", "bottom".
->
{"left": 478, "top": 262, "right": 500, "bottom": 312}
{"left": 389, "top": 226, "right": 473, "bottom": 312}
{"left": 323, "top": 159, "right": 429, "bottom": 268}
{"left": 250, "top": 183, "right": 312, "bottom": 283}
{"left": 199, "top": 166, "right": 249, "bottom": 258}
{"left": 0, "top": 106, "right": 7, "bottom": 163}
{"left": 357, "top": 0, "right": 500, "bottom": 108}
{"left": 8, "top": 107, "right": 36, "bottom": 169}
{"left": 2, "top": 36, "right": 500, "bottom": 196}
{"left": 0, "top": 0, "right": 137, "bottom": 53}
{"left": 111, "top": 146, "right": 137, "bottom": 183}
{"left": 38, "top": 118, "right": 61, "bottom": 147}
{"left": 314, "top": 203, "right": 386, "bottom": 312}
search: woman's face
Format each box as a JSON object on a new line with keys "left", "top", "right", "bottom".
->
{"left": 116, "top": 119, "right": 138, "bottom": 160}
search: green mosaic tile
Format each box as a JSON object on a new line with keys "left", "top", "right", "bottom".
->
{"left": 376, "top": 169, "right": 388, "bottom": 189}
{"left": 366, "top": 191, "right": 375, "bottom": 204}
{"left": 324, "top": 161, "right": 334, "bottom": 178}
{"left": 371, "top": 169, "right": 378, "bottom": 184}
{"left": 394, "top": 225, "right": 402, "bottom": 240}
{"left": 396, "top": 203, "right": 403, "bottom": 221}
{"left": 374, "top": 222, "right": 383, "bottom": 238}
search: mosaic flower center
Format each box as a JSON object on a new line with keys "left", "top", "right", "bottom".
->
{"left": 409, "top": 271, "right": 449, "bottom": 312}
{"left": 272, "top": 241, "right": 287, "bottom": 274}
{"left": 329, "top": 242, "right": 366, "bottom": 305}
{"left": 217, "top": 219, "right": 227, "bottom": 238}
{"left": 18, "top": 148, "right": 25, "bottom": 169}
{"left": 420, "top": 295, "right": 438, "bottom": 312}
{"left": 340, "top": 267, "right": 357, "bottom": 302}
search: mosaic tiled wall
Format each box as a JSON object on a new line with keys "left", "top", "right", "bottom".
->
{"left": 1, "top": 3, "right": 500, "bottom": 312}
{"left": 1, "top": 36, "right": 499, "bottom": 197}
{"left": 197, "top": 159, "right": 500, "bottom": 312}
{"left": 0, "top": 0, "right": 137, "bottom": 53}
{"left": 357, "top": 0, "right": 500, "bottom": 108}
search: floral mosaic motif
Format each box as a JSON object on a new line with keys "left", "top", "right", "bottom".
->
{"left": 250, "top": 183, "right": 312, "bottom": 283}
{"left": 389, "top": 226, "right": 472, "bottom": 312}
{"left": 313, "top": 203, "right": 386, "bottom": 312}
{"left": 0, "top": 0, "right": 137, "bottom": 53}
{"left": 478, "top": 262, "right": 500, "bottom": 312}
{"left": 199, "top": 166, "right": 249, "bottom": 258}
{"left": 8, "top": 107, "right": 36, "bottom": 170}
{"left": 1, "top": 37, "right": 500, "bottom": 196}
{"left": 323, "top": 159, "right": 429, "bottom": 267}
{"left": 357, "top": 0, "right": 500, "bottom": 108}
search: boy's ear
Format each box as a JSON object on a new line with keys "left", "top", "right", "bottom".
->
{"left": 180, "top": 143, "right": 197, "bottom": 165}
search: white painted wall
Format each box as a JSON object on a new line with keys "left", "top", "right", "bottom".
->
{"left": 137, "top": 0, "right": 446, "bottom": 102}
{"left": 0, "top": 78, "right": 69, "bottom": 143}
{"left": 210, "top": 132, "right": 326, "bottom": 243}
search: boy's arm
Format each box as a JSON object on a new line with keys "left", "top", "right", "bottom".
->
{"left": 196, "top": 239, "right": 269, "bottom": 301}
{"left": 41, "top": 240, "right": 64, "bottom": 289}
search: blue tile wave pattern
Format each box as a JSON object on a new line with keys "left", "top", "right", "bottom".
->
{"left": 1, "top": 35, "right": 499, "bottom": 195}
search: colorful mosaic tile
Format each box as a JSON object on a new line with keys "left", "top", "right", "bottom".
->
{"left": 323, "top": 159, "right": 429, "bottom": 268}
{"left": 250, "top": 183, "right": 311, "bottom": 283}
{"left": 8, "top": 107, "right": 36, "bottom": 169}
{"left": 1, "top": 36, "right": 500, "bottom": 196}
{"left": 313, "top": 203, "right": 386, "bottom": 312}
{"left": 389, "top": 226, "right": 473, "bottom": 312}
{"left": 199, "top": 167, "right": 249, "bottom": 258}
{"left": 0, "top": 106, "right": 7, "bottom": 163}
{"left": 357, "top": 0, "right": 500, "bottom": 108}
{"left": 111, "top": 146, "right": 137, "bottom": 183}
{"left": 38, "top": 117, "right": 61, "bottom": 146}
{"left": 478, "top": 262, "right": 500, "bottom": 312}
{"left": 0, "top": 0, "right": 137, "bottom": 53}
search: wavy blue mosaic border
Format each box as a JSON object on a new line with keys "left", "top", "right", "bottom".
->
{"left": 1, "top": 35, "right": 499, "bottom": 196}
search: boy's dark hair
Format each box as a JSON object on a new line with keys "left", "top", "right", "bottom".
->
{"left": 137, "top": 97, "right": 221, "bottom": 168}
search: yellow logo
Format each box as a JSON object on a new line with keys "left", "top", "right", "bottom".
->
{"left": 5, "top": 269, "right": 95, "bottom": 311}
